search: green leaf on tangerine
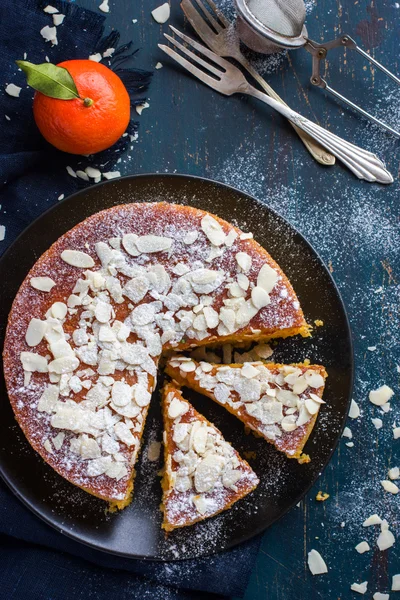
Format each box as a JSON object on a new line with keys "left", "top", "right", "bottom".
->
{"left": 15, "top": 60, "right": 80, "bottom": 100}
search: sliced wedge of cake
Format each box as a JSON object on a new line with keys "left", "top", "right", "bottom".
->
{"left": 161, "top": 383, "right": 259, "bottom": 531}
{"left": 166, "top": 358, "right": 328, "bottom": 462}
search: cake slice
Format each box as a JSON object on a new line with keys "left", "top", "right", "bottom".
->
{"left": 161, "top": 383, "right": 259, "bottom": 531}
{"left": 166, "top": 358, "right": 328, "bottom": 462}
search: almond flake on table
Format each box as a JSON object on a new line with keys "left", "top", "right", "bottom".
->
{"left": 388, "top": 467, "right": 399, "bottom": 480}
{"left": 377, "top": 520, "right": 395, "bottom": 551}
{"left": 155, "top": 62, "right": 163, "bottom": 69}
{"left": 346, "top": 442, "right": 354, "bottom": 447}
{"left": 369, "top": 385, "right": 394, "bottom": 406}
{"left": 342, "top": 426, "right": 352, "bottom": 439}
{"left": 99, "top": 0, "right": 110, "bottom": 13}
{"left": 66, "top": 166, "right": 77, "bottom": 178}
{"left": 349, "top": 399, "right": 360, "bottom": 419}
{"left": 394, "top": 426, "right": 400, "bottom": 439}
{"left": 43, "top": 5, "right": 58, "bottom": 13}
{"left": 381, "top": 480, "right": 399, "bottom": 494}
{"left": 58, "top": 194, "right": 64, "bottom": 201}
{"left": 103, "top": 48, "right": 115, "bottom": 58}
{"left": 307, "top": 549, "right": 328, "bottom": 575}
{"left": 393, "top": 574, "right": 400, "bottom": 591}
{"left": 0, "top": 225, "right": 5, "bottom": 242}
{"left": 151, "top": 3, "right": 170, "bottom": 24}
{"left": 76, "top": 170, "right": 89, "bottom": 181}
{"left": 102, "top": 171, "right": 120, "bottom": 180}
{"left": 85, "top": 167, "right": 101, "bottom": 179}
{"left": 363, "top": 514, "right": 382, "bottom": 527}
{"left": 89, "top": 53, "right": 102, "bottom": 62}
{"left": 53, "top": 14, "right": 65, "bottom": 26}
{"left": 368, "top": 346, "right": 377, "bottom": 351}
{"left": 5, "top": 115, "right": 11, "bottom": 121}
{"left": 373, "top": 593, "right": 389, "bottom": 600}
{"left": 136, "top": 101, "right": 149, "bottom": 115}
{"left": 40, "top": 25, "right": 58, "bottom": 45}
{"left": 351, "top": 582, "right": 368, "bottom": 594}
{"left": 5, "top": 83, "right": 21, "bottom": 97}
{"left": 372, "top": 418, "right": 383, "bottom": 430}
{"left": 355, "top": 541, "right": 370, "bottom": 554}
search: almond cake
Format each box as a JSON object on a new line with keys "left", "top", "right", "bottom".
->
{"left": 161, "top": 383, "right": 259, "bottom": 531}
{"left": 166, "top": 358, "right": 327, "bottom": 462}
{"left": 3, "top": 202, "right": 310, "bottom": 513}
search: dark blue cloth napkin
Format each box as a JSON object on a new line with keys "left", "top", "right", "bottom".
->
{"left": 0, "top": 1, "right": 261, "bottom": 598}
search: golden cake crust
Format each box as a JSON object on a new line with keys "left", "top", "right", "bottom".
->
{"left": 3, "top": 202, "right": 309, "bottom": 505}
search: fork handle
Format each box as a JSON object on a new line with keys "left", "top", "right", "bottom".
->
{"left": 246, "top": 86, "right": 393, "bottom": 184}
{"left": 238, "top": 57, "right": 336, "bottom": 167}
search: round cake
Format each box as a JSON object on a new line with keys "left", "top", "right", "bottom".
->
{"left": 3, "top": 202, "right": 309, "bottom": 508}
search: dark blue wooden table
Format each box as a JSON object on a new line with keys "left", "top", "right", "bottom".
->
{"left": 60, "top": 0, "right": 400, "bottom": 597}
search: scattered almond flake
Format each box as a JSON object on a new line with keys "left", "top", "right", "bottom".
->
{"left": 147, "top": 440, "right": 161, "bottom": 461}
{"left": 99, "top": 0, "right": 110, "bottom": 13}
{"left": 132, "top": 19, "right": 138, "bottom": 23}
{"left": 377, "top": 522, "right": 395, "bottom": 551}
{"left": 349, "top": 399, "right": 360, "bottom": 419}
{"left": 369, "top": 385, "right": 394, "bottom": 406}
{"left": 393, "top": 426, "right": 400, "bottom": 439}
{"left": 342, "top": 426, "right": 352, "bottom": 439}
{"left": 5, "top": 115, "right": 11, "bottom": 121}
{"left": 136, "top": 101, "right": 149, "bottom": 115}
{"left": 5, "top": 83, "right": 21, "bottom": 98}
{"left": 151, "top": 2, "right": 170, "bottom": 23}
{"left": 66, "top": 166, "right": 77, "bottom": 178}
{"left": 372, "top": 418, "right": 383, "bottom": 430}
{"left": 307, "top": 549, "right": 328, "bottom": 575}
{"left": 89, "top": 53, "right": 102, "bottom": 62}
{"left": 40, "top": 25, "right": 58, "bottom": 45}
{"left": 373, "top": 593, "right": 389, "bottom": 600}
{"left": 102, "top": 171, "right": 120, "bottom": 180}
{"left": 53, "top": 14, "right": 65, "bottom": 26}
{"left": 355, "top": 541, "right": 370, "bottom": 553}
{"left": 85, "top": 166, "right": 102, "bottom": 179}
{"left": 363, "top": 514, "right": 382, "bottom": 527}
{"left": 381, "top": 403, "right": 391, "bottom": 413}
{"left": 0, "top": 225, "right": 5, "bottom": 242}
{"left": 30, "top": 276, "right": 56, "bottom": 292}
{"left": 236, "top": 251, "right": 252, "bottom": 272}
{"left": 58, "top": 193, "right": 64, "bottom": 201}
{"left": 25, "top": 318, "right": 47, "bottom": 347}
{"left": 239, "top": 232, "right": 253, "bottom": 240}
{"left": 61, "top": 250, "right": 94, "bottom": 268}
{"left": 392, "top": 574, "right": 400, "bottom": 591}
{"left": 388, "top": 467, "right": 399, "bottom": 480}
{"left": 351, "top": 582, "right": 368, "bottom": 595}
{"left": 76, "top": 170, "right": 89, "bottom": 181}
{"left": 103, "top": 48, "right": 115, "bottom": 58}
{"left": 346, "top": 442, "right": 354, "bottom": 447}
{"left": 380, "top": 480, "right": 399, "bottom": 494}
{"left": 368, "top": 346, "right": 377, "bottom": 351}
{"left": 155, "top": 62, "right": 163, "bottom": 69}
{"left": 43, "top": 5, "right": 58, "bottom": 13}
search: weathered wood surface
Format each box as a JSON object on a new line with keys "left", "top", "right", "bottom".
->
{"left": 81, "top": 0, "right": 399, "bottom": 597}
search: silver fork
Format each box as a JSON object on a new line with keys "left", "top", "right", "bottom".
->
{"left": 159, "top": 27, "right": 393, "bottom": 184}
{"left": 180, "top": 0, "right": 335, "bottom": 166}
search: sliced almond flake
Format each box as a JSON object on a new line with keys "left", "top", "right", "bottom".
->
{"left": 25, "top": 318, "right": 47, "bottom": 347}
{"left": 309, "top": 392, "right": 326, "bottom": 404}
{"left": 257, "top": 263, "right": 278, "bottom": 292}
{"left": 99, "top": 0, "right": 110, "bottom": 13}
{"left": 381, "top": 480, "right": 399, "bottom": 494}
{"left": 351, "top": 582, "right": 368, "bottom": 595}
{"left": 368, "top": 346, "right": 377, "bottom": 351}
{"left": 151, "top": 2, "right": 170, "bottom": 23}
{"left": 135, "top": 235, "right": 172, "bottom": 253}
{"left": 394, "top": 427, "right": 400, "bottom": 439}
{"left": 377, "top": 525, "right": 395, "bottom": 550}
{"left": 94, "top": 300, "right": 112, "bottom": 323}
{"left": 225, "top": 229, "right": 238, "bottom": 247}
{"left": 381, "top": 403, "right": 390, "bottom": 413}
{"left": 48, "top": 355, "right": 79, "bottom": 374}
{"left": 346, "top": 442, "right": 354, "bottom": 447}
{"left": 20, "top": 352, "right": 48, "bottom": 373}
{"left": 168, "top": 397, "right": 188, "bottom": 419}
{"left": 305, "top": 398, "right": 320, "bottom": 415}
{"left": 114, "top": 422, "right": 136, "bottom": 446}
{"left": 349, "top": 399, "right": 360, "bottom": 419}
{"left": 239, "top": 232, "right": 253, "bottom": 240}
{"left": 66, "top": 166, "right": 77, "bottom": 178}
{"left": 307, "top": 549, "right": 328, "bottom": 575}
{"left": 363, "top": 514, "right": 382, "bottom": 527}
{"left": 373, "top": 593, "right": 389, "bottom": 600}
{"left": 372, "top": 418, "right": 383, "bottom": 430}
{"left": 155, "top": 62, "right": 163, "bottom": 69}
{"left": 53, "top": 14, "right": 65, "bottom": 25}
{"left": 392, "top": 574, "right": 400, "bottom": 591}
{"left": 200, "top": 214, "right": 226, "bottom": 247}
{"left": 52, "top": 432, "right": 65, "bottom": 450}
{"left": 236, "top": 252, "right": 252, "bottom": 272}
{"left": 61, "top": 249, "right": 94, "bottom": 268}
{"left": 369, "top": 384, "right": 394, "bottom": 406}
{"left": 44, "top": 439, "right": 54, "bottom": 454}
{"left": 136, "top": 101, "right": 149, "bottom": 115}
{"left": 85, "top": 166, "right": 101, "bottom": 178}
{"left": 251, "top": 286, "right": 270, "bottom": 309}
{"left": 51, "top": 302, "right": 68, "bottom": 319}
{"left": 5, "top": 84, "right": 22, "bottom": 98}
{"left": 388, "top": 467, "right": 399, "bottom": 480}
{"left": 237, "top": 273, "right": 249, "bottom": 290}
{"left": 355, "top": 541, "right": 370, "bottom": 554}
{"left": 122, "top": 233, "right": 140, "bottom": 256}
{"left": 180, "top": 360, "right": 196, "bottom": 373}
{"left": 43, "top": 5, "right": 58, "bottom": 13}
{"left": 40, "top": 25, "right": 58, "bottom": 45}
{"left": 183, "top": 230, "right": 199, "bottom": 245}
{"left": 89, "top": 53, "right": 102, "bottom": 62}
{"left": 342, "top": 426, "right": 352, "bottom": 439}
{"left": 241, "top": 363, "right": 260, "bottom": 379}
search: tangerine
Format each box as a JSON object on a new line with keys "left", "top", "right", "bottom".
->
{"left": 33, "top": 60, "right": 131, "bottom": 155}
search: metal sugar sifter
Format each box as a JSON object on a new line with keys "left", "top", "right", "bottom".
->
{"left": 235, "top": 0, "right": 400, "bottom": 137}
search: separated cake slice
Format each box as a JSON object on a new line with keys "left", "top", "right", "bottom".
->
{"left": 161, "top": 383, "right": 259, "bottom": 531}
{"left": 166, "top": 358, "right": 328, "bottom": 462}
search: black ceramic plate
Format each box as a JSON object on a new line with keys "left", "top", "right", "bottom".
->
{"left": 0, "top": 174, "right": 353, "bottom": 560}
